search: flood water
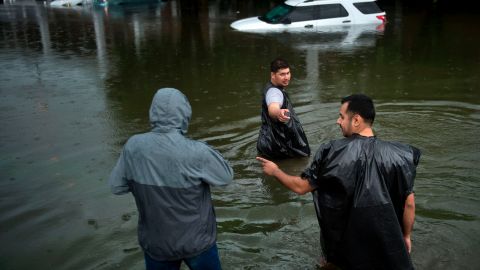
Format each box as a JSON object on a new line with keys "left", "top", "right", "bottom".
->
{"left": 0, "top": 0, "right": 479, "bottom": 269}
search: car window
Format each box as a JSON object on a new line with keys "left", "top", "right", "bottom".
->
{"left": 353, "top": 2, "right": 383, "bottom": 14}
{"left": 259, "top": 3, "right": 294, "bottom": 23}
{"left": 287, "top": 6, "right": 317, "bottom": 22}
{"left": 317, "top": 4, "right": 349, "bottom": 19}
{"left": 286, "top": 4, "right": 348, "bottom": 23}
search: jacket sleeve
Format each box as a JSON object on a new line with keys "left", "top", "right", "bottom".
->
{"left": 199, "top": 143, "right": 234, "bottom": 186}
{"left": 108, "top": 148, "right": 131, "bottom": 195}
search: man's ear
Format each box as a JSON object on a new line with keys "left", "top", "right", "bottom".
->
{"left": 352, "top": 114, "right": 361, "bottom": 127}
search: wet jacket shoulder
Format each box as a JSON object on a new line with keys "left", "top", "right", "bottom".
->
{"left": 301, "top": 135, "right": 420, "bottom": 193}
{"left": 109, "top": 88, "right": 233, "bottom": 193}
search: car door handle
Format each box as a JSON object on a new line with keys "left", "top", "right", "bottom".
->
{"left": 342, "top": 20, "right": 351, "bottom": 23}
{"left": 304, "top": 24, "right": 313, "bottom": 28}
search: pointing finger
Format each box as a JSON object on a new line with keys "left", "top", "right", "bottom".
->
{"left": 256, "top": 157, "right": 266, "bottom": 162}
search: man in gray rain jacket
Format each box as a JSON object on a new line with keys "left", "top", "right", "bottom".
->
{"left": 109, "top": 88, "right": 233, "bottom": 270}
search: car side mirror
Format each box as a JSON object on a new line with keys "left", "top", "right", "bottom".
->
{"left": 281, "top": 18, "right": 291, "bottom": 25}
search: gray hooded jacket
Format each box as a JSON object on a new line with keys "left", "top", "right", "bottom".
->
{"left": 109, "top": 88, "right": 233, "bottom": 261}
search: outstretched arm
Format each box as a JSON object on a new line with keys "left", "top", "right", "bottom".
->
{"left": 268, "top": 102, "right": 290, "bottom": 123}
{"left": 403, "top": 193, "right": 415, "bottom": 253}
{"left": 256, "top": 157, "right": 314, "bottom": 195}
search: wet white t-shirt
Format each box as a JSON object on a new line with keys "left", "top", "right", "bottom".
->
{"left": 265, "top": 88, "right": 284, "bottom": 106}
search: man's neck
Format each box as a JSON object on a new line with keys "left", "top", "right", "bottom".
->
{"left": 357, "top": 127, "right": 374, "bottom": 137}
{"left": 270, "top": 81, "right": 283, "bottom": 89}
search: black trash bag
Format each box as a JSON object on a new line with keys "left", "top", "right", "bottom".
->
{"left": 257, "top": 85, "right": 310, "bottom": 159}
{"left": 302, "top": 135, "right": 421, "bottom": 269}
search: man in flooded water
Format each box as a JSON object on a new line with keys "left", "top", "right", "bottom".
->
{"left": 257, "top": 94, "right": 421, "bottom": 269}
{"left": 256, "top": 58, "right": 310, "bottom": 159}
{"left": 109, "top": 88, "right": 233, "bottom": 270}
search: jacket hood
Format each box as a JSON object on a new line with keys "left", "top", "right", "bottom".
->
{"left": 149, "top": 88, "right": 191, "bottom": 134}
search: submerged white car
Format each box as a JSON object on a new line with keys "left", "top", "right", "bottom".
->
{"left": 230, "top": 0, "right": 386, "bottom": 32}
{"left": 50, "top": 0, "right": 89, "bottom": 7}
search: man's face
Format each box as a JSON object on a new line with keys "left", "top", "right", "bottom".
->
{"left": 337, "top": 102, "right": 354, "bottom": 137}
{"left": 271, "top": 68, "right": 291, "bottom": 88}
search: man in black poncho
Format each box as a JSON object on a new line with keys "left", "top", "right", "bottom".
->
{"left": 257, "top": 94, "right": 421, "bottom": 269}
{"left": 256, "top": 58, "right": 310, "bottom": 159}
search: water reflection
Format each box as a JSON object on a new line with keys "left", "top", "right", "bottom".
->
{"left": 1, "top": 1, "right": 479, "bottom": 269}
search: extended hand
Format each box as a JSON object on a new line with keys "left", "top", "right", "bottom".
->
{"left": 256, "top": 156, "right": 279, "bottom": 176}
{"left": 278, "top": 109, "right": 290, "bottom": 123}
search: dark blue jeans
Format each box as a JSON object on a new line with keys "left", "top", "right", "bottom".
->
{"left": 144, "top": 243, "right": 222, "bottom": 270}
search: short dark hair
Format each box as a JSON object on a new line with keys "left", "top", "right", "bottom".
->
{"left": 270, "top": 58, "right": 290, "bottom": 73}
{"left": 341, "top": 94, "right": 375, "bottom": 125}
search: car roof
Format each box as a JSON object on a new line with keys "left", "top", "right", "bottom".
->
{"left": 285, "top": 0, "right": 378, "bottom": 6}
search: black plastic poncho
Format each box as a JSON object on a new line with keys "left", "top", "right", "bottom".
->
{"left": 301, "top": 134, "right": 421, "bottom": 269}
{"left": 256, "top": 83, "right": 310, "bottom": 159}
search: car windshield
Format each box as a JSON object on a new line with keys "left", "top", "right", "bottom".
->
{"left": 259, "top": 3, "right": 294, "bottom": 23}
